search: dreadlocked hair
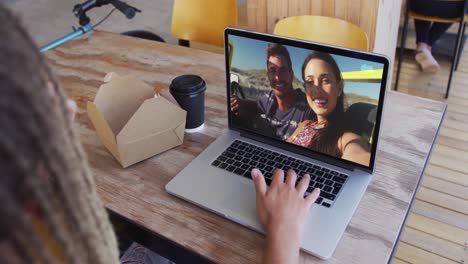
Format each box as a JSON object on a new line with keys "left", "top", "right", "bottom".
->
{"left": 0, "top": 4, "right": 119, "bottom": 263}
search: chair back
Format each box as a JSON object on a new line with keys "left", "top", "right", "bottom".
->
{"left": 273, "top": 16, "right": 369, "bottom": 51}
{"left": 171, "top": 0, "right": 238, "bottom": 47}
{"left": 408, "top": 0, "right": 468, "bottom": 23}
{"left": 408, "top": 10, "right": 468, "bottom": 23}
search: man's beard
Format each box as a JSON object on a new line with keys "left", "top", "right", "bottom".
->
{"left": 272, "top": 82, "right": 292, "bottom": 99}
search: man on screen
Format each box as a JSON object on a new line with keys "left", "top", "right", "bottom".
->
{"left": 231, "top": 44, "right": 314, "bottom": 141}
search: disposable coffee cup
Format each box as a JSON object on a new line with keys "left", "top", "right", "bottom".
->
{"left": 169, "top": 75, "right": 206, "bottom": 133}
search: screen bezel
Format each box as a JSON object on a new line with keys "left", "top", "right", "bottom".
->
{"left": 224, "top": 27, "right": 389, "bottom": 173}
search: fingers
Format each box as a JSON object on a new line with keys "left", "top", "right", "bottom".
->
{"left": 230, "top": 96, "right": 239, "bottom": 115}
{"left": 271, "top": 168, "right": 284, "bottom": 186}
{"left": 251, "top": 168, "right": 268, "bottom": 226}
{"left": 305, "top": 188, "right": 321, "bottom": 207}
{"left": 285, "top": 169, "right": 297, "bottom": 187}
{"left": 230, "top": 96, "right": 238, "bottom": 106}
{"left": 296, "top": 174, "right": 310, "bottom": 194}
{"left": 66, "top": 99, "right": 77, "bottom": 121}
{"left": 231, "top": 104, "right": 239, "bottom": 113}
{"left": 251, "top": 168, "right": 267, "bottom": 196}
{"left": 47, "top": 81, "right": 55, "bottom": 96}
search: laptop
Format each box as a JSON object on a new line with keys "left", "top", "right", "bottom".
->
{"left": 166, "top": 28, "right": 389, "bottom": 259}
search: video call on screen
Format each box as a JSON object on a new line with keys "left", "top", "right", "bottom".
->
{"left": 228, "top": 35, "right": 385, "bottom": 167}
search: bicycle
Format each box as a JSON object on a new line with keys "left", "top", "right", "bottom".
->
{"left": 40, "top": 0, "right": 141, "bottom": 52}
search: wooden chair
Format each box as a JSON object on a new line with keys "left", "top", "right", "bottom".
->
{"left": 171, "top": 0, "right": 238, "bottom": 47}
{"left": 273, "top": 15, "right": 369, "bottom": 51}
{"left": 394, "top": 0, "right": 468, "bottom": 98}
{"left": 274, "top": 15, "right": 373, "bottom": 142}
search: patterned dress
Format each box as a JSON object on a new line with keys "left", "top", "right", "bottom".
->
{"left": 291, "top": 121, "right": 321, "bottom": 147}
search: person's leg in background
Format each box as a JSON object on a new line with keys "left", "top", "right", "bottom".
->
{"left": 411, "top": 0, "right": 464, "bottom": 72}
{"left": 414, "top": 19, "right": 451, "bottom": 72}
{"left": 428, "top": 22, "right": 454, "bottom": 47}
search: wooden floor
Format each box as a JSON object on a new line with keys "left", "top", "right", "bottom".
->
{"left": 390, "top": 47, "right": 468, "bottom": 263}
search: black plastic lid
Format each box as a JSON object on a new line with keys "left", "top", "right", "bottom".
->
{"left": 169, "top": 75, "right": 206, "bottom": 94}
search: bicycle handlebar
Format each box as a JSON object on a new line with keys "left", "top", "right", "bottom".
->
{"left": 73, "top": 0, "right": 140, "bottom": 25}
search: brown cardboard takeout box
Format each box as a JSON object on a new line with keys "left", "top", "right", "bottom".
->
{"left": 87, "top": 73, "right": 186, "bottom": 168}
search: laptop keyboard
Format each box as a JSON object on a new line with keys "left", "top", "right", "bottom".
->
{"left": 210, "top": 140, "right": 349, "bottom": 208}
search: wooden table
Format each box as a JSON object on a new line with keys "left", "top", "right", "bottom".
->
{"left": 45, "top": 31, "right": 447, "bottom": 264}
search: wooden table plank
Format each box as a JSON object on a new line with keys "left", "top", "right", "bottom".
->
{"left": 436, "top": 135, "right": 468, "bottom": 153}
{"left": 440, "top": 118, "right": 468, "bottom": 133}
{"left": 45, "top": 31, "right": 446, "bottom": 264}
{"left": 446, "top": 96, "right": 468, "bottom": 107}
{"left": 425, "top": 164, "right": 468, "bottom": 187}
{"left": 389, "top": 258, "right": 408, "bottom": 264}
{"left": 430, "top": 153, "right": 468, "bottom": 175}
{"left": 416, "top": 187, "right": 468, "bottom": 215}
{"left": 434, "top": 144, "right": 468, "bottom": 162}
{"left": 411, "top": 199, "right": 468, "bottom": 231}
{"left": 421, "top": 176, "right": 468, "bottom": 200}
{"left": 406, "top": 214, "right": 468, "bottom": 246}
{"left": 395, "top": 242, "right": 459, "bottom": 264}
{"left": 439, "top": 126, "right": 468, "bottom": 142}
{"left": 400, "top": 227, "right": 466, "bottom": 263}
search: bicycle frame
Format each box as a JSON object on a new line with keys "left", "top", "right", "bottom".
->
{"left": 40, "top": 23, "right": 93, "bottom": 52}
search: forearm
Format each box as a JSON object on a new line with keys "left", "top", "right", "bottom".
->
{"left": 263, "top": 227, "right": 301, "bottom": 264}
{"left": 342, "top": 147, "right": 370, "bottom": 166}
{"left": 252, "top": 169, "right": 317, "bottom": 264}
{"left": 341, "top": 135, "right": 371, "bottom": 166}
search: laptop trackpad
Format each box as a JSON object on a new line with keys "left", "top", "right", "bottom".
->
{"left": 221, "top": 180, "right": 259, "bottom": 227}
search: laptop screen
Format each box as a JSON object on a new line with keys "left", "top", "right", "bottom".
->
{"left": 225, "top": 28, "right": 389, "bottom": 171}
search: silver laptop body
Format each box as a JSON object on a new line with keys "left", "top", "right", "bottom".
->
{"left": 167, "top": 28, "right": 390, "bottom": 259}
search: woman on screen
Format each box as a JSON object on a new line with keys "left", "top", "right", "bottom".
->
{"left": 287, "top": 51, "right": 370, "bottom": 166}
